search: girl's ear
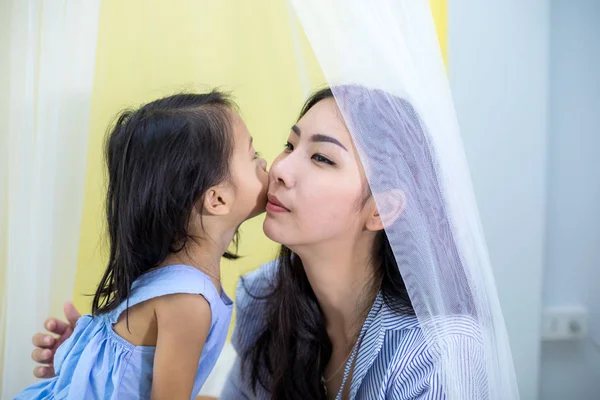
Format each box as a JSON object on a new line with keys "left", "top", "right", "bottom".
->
{"left": 202, "top": 184, "right": 234, "bottom": 216}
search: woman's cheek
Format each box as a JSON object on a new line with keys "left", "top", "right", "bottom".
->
{"left": 300, "top": 191, "right": 355, "bottom": 232}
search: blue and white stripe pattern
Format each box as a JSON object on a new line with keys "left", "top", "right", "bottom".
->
{"left": 221, "top": 261, "right": 485, "bottom": 399}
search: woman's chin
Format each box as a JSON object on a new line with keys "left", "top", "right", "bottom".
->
{"left": 263, "top": 216, "right": 286, "bottom": 243}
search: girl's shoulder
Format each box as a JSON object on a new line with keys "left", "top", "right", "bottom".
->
{"left": 108, "top": 264, "right": 229, "bottom": 325}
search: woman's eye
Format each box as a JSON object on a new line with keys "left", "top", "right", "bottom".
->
{"left": 254, "top": 151, "right": 262, "bottom": 159}
{"left": 284, "top": 142, "right": 294, "bottom": 152}
{"left": 312, "top": 154, "right": 335, "bottom": 166}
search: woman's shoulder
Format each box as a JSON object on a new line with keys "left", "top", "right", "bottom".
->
{"left": 383, "top": 314, "right": 487, "bottom": 396}
{"left": 235, "top": 259, "right": 279, "bottom": 308}
{"left": 230, "top": 260, "right": 279, "bottom": 352}
{"left": 384, "top": 313, "right": 485, "bottom": 359}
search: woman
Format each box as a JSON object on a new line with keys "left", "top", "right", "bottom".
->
{"left": 31, "top": 87, "right": 484, "bottom": 399}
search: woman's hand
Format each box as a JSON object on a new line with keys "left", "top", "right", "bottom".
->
{"left": 31, "top": 301, "right": 81, "bottom": 378}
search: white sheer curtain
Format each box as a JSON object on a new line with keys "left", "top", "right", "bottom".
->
{"left": 0, "top": 1, "right": 101, "bottom": 397}
{"left": 291, "top": 0, "right": 519, "bottom": 398}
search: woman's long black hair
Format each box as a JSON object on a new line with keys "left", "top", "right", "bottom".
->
{"left": 242, "top": 88, "right": 415, "bottom": 399}
{"left": 92, "top": 91, "right": 238, "bottom": 316}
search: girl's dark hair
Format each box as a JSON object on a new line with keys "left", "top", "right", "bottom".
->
{"left": 92, "top": 91, "right": 238, "bottom": 316}
{"left": 243, "top": 87, "right": 415, "bottom": 399}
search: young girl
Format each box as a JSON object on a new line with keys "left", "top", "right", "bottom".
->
{"left": 16, "top": 91, "right": 268, "bottom": 400}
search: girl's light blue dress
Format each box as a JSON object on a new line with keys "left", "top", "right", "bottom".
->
{"left": 16, "top": 265, "right": 233, "bottom": 400}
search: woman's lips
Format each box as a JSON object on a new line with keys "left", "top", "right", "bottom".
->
{"left": 266, "top": 194, "right": 290, "bottom": 213}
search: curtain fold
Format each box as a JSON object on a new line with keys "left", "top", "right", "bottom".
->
{"left": 0, "top": 1, "right": 101, "bottom": 397}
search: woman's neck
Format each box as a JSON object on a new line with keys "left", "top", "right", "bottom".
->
{"left": 295, "top": 236, "right": 379, "bottom": 347}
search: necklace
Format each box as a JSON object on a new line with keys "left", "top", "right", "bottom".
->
{"left": 322, "top": 346, "right": 355, "bottom": 383}
{"left": 321, "top": 341, "right": 358, "bottom": 397}
{"left": 321, "top": 290, "right": 376, "bottom": 396}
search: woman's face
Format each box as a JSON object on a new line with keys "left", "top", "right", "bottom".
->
{"left": 263, "top": 98, "right": 371, "bottom": 249}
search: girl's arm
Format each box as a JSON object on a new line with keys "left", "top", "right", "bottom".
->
{"left": 151, "top": 293, "right": 212, "bottom": 400}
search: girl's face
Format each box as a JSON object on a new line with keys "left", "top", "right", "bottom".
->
{"left": 227, "top": 111, "right": 269, "bottom": 222}
{"left": 263, "top": 98, "right": 372, "bottom": 249}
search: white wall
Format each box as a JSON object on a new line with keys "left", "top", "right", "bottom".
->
{"left": 0, "top": 0, "right": 10, "bottom": 394}
{"left": 448, "top": 1, "right": 550, "bottom": 399}
{"left": 540, "top": 1, "right": 600, "bottom": 399}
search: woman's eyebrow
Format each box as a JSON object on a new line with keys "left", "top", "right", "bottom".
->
{"left": 291, "top": 125, "right": 347, "bottom": 151}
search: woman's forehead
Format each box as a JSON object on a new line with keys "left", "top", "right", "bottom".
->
{"left": 296, "top": 99, "right": 353, "bottom": 145}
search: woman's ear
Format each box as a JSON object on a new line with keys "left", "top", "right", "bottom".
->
{"left": 365, "top": 189, "right": 406, "bottom": 232}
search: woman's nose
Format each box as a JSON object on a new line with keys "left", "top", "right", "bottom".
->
{"left": 269, "top": 155, "right": 294, "bottom": 188}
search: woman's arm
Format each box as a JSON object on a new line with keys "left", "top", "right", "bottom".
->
{"left": 151, "top": 293, "right": 211, "bottom": 400}
{"left": 30, "top": 301, "right": 81, "bottom": 378}
{"left": 219, "top": 358, "right": 255, "bottom": 399}
{"left": 218, "top": 263, "right": 281, "bottom": 399}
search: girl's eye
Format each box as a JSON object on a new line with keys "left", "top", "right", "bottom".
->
{"left": 284, "top": 142, "right": 294, "bottom": 152}
{"left": 254, "top": 151, "right": 262, "bottom": 159}
{"left": 312, "top": 154, "right": 335, "bottom": 166}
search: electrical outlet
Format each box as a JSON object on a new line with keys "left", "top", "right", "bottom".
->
{"left": 541, "top": 306, "right": 588, "bottom": 341}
